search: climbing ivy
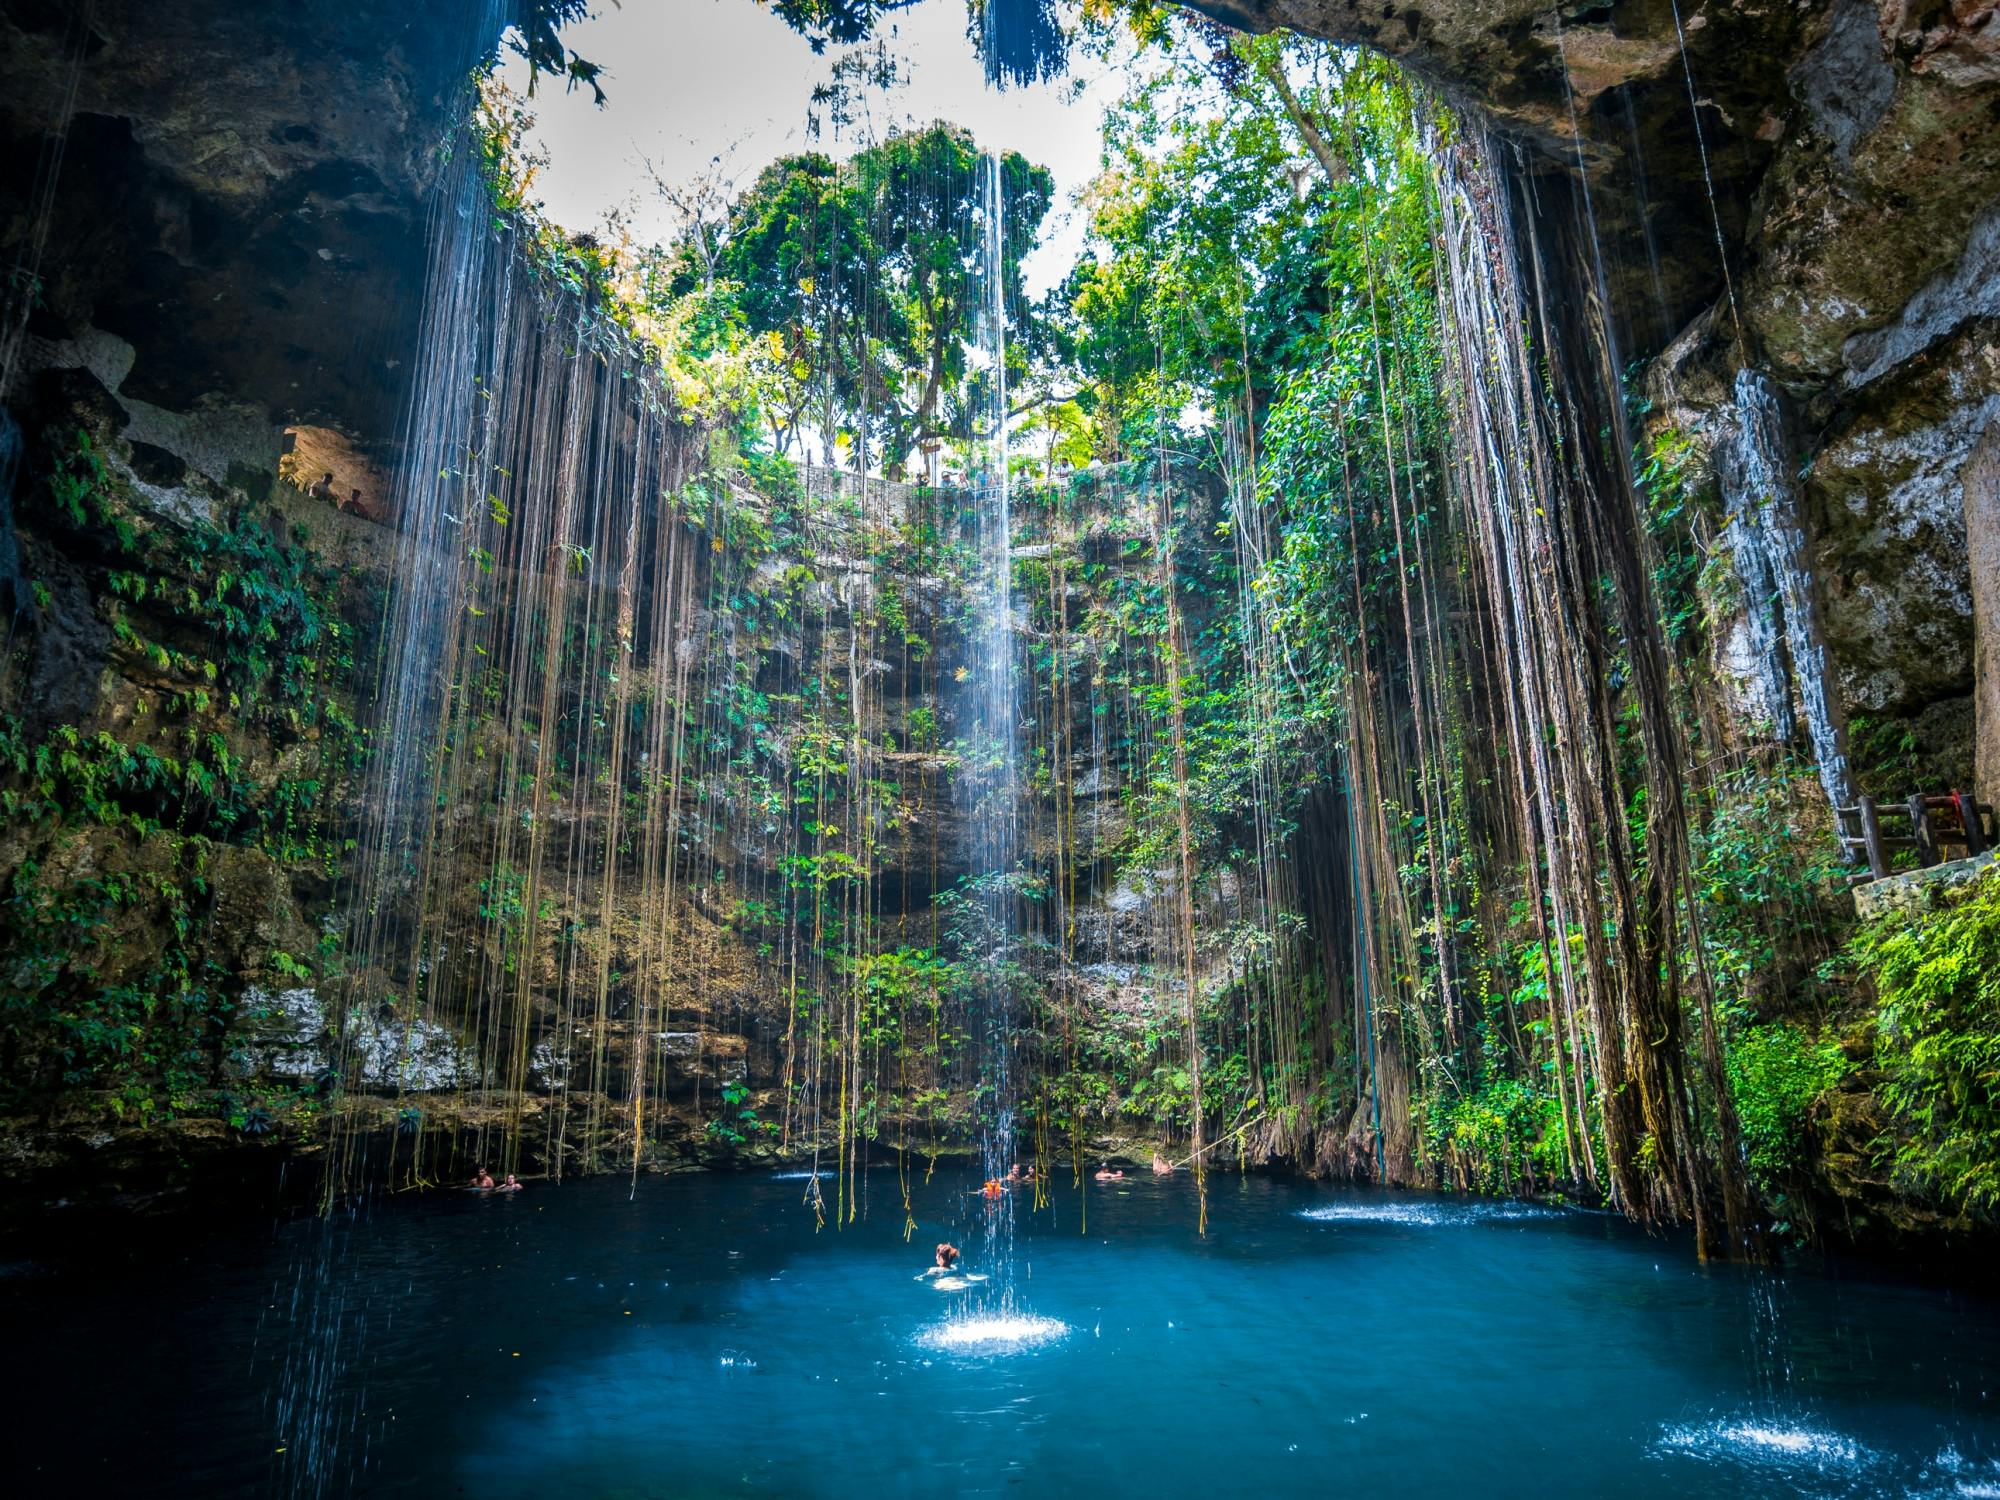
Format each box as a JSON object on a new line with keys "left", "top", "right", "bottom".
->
{"left": 1853, "top": 868, "right": 2000, "bottom": 1221}
{"left": 0, "top": 427, "right": 364, "bottom": 1118}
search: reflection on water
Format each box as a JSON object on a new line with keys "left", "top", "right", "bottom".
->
{"left": 1297, "top": 1199, "right": 1566, "bottom": 1227}
{"left": 3, "top": 1172, "right": 1997, "bottom": 1498}
{"left": 1657, "top": 1416, "right": 1870, "bottom": 1472}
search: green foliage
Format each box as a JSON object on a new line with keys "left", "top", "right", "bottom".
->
{"left": 505, "top": 0, "right": 606, "bottom": 105}
{"left": 706, "top": 1078, "right": 778, "bottom": 1145}
{"left": 0, "top": 848, "right": 235, "bottom": 1114}
{"left": 1725, "top": 1022, "right": 1849, "bottom": 1193}
{"left": 1689, "top": 757, "right": 1847, "bottom": 1009}
{"left": 1854, "top": 869, "right": 2000, "bottom": 1219}
{"left": 1847, "top": 711, "right": 1928, "bottom": 797}
{"left": 1632, "top": 422, "right": 1715, "bottom": 652}
{"left": 712, "top": 124, "right": 1052, "bottom": 467}
{"left": 762, "top": 2, "right": 1068, "bottom": 86}
{"left": 1420, "top": 1077, "right": 1567, "bottom": 1192}
{"left": 0, "top": 428, "right": 362, "bottom": 1117}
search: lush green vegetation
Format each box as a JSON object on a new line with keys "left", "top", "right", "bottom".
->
{"left": 0, "top": 429, "right": 361, "bottom": 1123}
{"left": 1853, "top": 868, "right": 2000, "bottom": 1221}
{"left": 3, "top": 0, "right": 1987, "bottom": 1260}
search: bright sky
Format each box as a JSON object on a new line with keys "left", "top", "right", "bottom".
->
{"left": 494, "top": 0, "right": 1130, "bottom": 296}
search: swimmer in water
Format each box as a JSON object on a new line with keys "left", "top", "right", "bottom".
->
{"left": 1152, "top": 1152, "right": 1175, "bottom": 1176}
{"left": 920, "top": 1242, "right": 962, "bottom": 1278}
{"left": 471, "top": 1168, "right": 495, "bottom": 1190}
{"left": 1094, "top": 1164, "right": 1124, "bottom": 1181}
{"left": 499, "top": 1174, "right": 523, "bottom": 1193}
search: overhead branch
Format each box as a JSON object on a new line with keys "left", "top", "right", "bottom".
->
{"left": 1253, "top": 51, "right": 1349, "bottom": 189}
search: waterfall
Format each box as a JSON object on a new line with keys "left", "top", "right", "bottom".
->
{"left": 1721, "top": 368, "right": 1856, "bottom": 816}
{"left": 966, "top": 148, "right": 1023, "bottom": 1285}
{"left": 1718, "top": 464, "right": 1797, "bottom": 744}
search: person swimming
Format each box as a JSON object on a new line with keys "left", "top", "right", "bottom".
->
{"left": 920, "top": 1242, "right": 962, "bottom": 1278}
{"left": 1093, "top": 1164, "right": 1124, "bottom": 1181}
{"left": 471, "top": 1168, "right": 495, "bottom": 1190}
{"left": 498, "top": 1173, "right": 523, "bottom": 1193}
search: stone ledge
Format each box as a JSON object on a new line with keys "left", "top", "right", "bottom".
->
{"left": 1852, "top": 850, "right": 1997, "bottom": 920}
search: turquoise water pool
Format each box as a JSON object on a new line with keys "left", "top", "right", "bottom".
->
{"left": 5, "top": 1169, "right": 1998, "bottom": 1497}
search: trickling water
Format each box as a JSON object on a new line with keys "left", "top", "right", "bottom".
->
{"left": 356, "top": 146, "right": 496, "bottom": 889}
{"left": 0, "top": 406, "right": 26, "bottom": 619}
{"left": 332, "top": 134, "right": 710, "bottom": 1191}
{"left": 1722, "top": 368, "right": 1856, "bottom": 815}
{"left": 1717, "top": 452, "right": 1798, "bottom": 745}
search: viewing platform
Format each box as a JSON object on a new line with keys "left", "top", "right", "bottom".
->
{"left": 1837, "top": 793, "right": 1998, "bottom": 918}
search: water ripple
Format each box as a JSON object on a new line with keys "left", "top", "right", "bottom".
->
{"left": 1656, "top": 1416, "right": 1871, "bottom": 1475}
{"left": 1298, "top": 1200, "right": 1562, "bottom": 1227}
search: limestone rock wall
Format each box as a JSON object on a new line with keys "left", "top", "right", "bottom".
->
{"left": 1209, "top": 0, "right": 2000, "bottom": 798}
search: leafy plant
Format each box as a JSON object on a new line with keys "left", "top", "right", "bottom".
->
{"left": 1854, "top": 869, "right": 2000, "bottom": 1219}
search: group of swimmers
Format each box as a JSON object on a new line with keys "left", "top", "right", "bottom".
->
{"left": 979, "top": 1161, "right": 1039, "bottom": 1197}
{"left": 974, "top": 1157, "right": 1177, "bottom": 1194}
{"left": 468, "top": 1169, "right": 524, "bottom": 1193}
{"left": 1093, "top": 1157, "right": 1173, "bottom": 1179}
{"left": 924, "top": 1156, "right": 1182, "bottom": 1272}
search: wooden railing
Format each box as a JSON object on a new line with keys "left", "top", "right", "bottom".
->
{"left": 1835, "top": 793, "right": 1996, "bottom": 879}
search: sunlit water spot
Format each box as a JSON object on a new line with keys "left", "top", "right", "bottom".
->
{"left": 1655, "top": 1417, "right": 1871, "bottom": 1473}
{"left": 769, "top": 1170, "right": 821, "bottom": 1180}
{"left": 1906, "top": 1442, "right": 2000, "bottom": 1496}
{"left": 916, "top": 1313, "right": 1067, "bottom": 1354}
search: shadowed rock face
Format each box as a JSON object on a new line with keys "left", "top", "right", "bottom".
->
{"left": 0, "top": 0, "right": 498, "bottom": 434}
{"left": 1191, "top": 0, "right": 1796, "bottom": 355}
{"left": 1198, "top": 1, "right": 2000, "bottom": 397}
{"left": 1201, "top": 0, "right": 2000, "bottom": 774}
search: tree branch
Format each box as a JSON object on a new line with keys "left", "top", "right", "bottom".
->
{"left": 1254, "top": 51, "right": 1348, "bottom": 189}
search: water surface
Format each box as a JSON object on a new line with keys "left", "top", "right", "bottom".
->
{"left": 5, "top": 1170, "right": 1998, "bottom": 1497}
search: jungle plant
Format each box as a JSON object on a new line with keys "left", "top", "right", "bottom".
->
{"left": 1854, "top": 869, "right": 2000, "bottom": 1220}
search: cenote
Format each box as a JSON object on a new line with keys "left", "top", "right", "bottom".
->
{"left": 4, "top": 0, "right": 2000, "bottom": 1493}
{"left": 8, "top": 1171, "right": 2000, "bottom": 1498}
